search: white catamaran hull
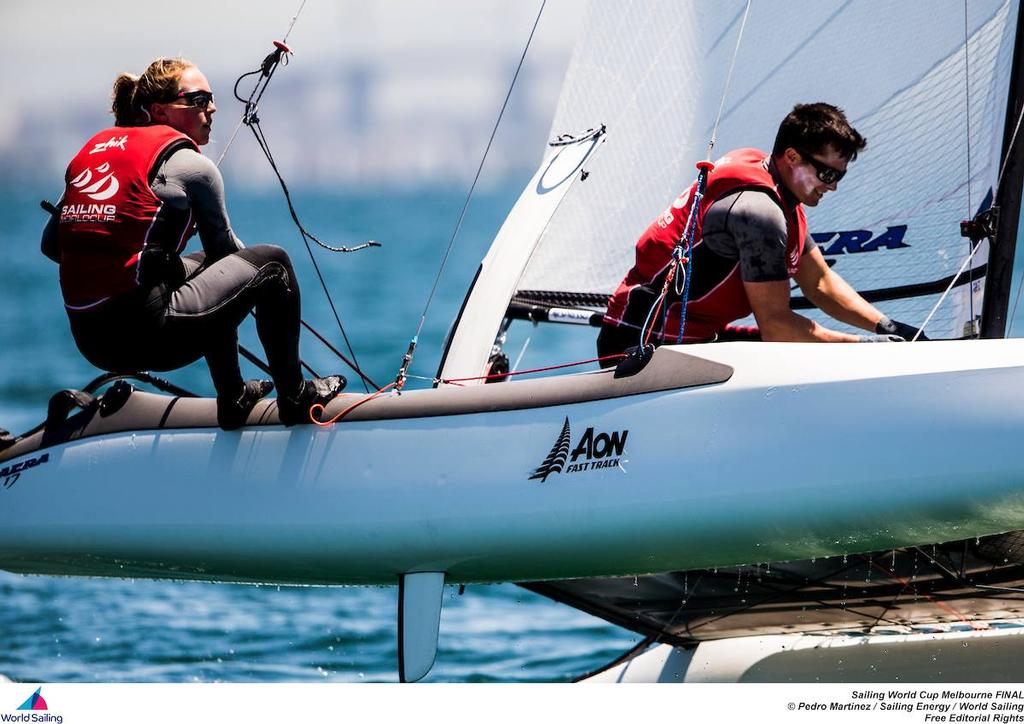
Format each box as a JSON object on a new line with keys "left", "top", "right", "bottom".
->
{"left": 585, "top": 622, "right": 1024, "bottom": 683}
{"left": 2, "top": 340, "right": 1023, "bottom": 587}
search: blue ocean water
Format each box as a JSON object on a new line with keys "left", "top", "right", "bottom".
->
{"left": 0, "top": 185, "right": 639, "bottom": 682}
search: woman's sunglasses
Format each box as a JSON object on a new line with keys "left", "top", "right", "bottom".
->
{"left": 795, "top": 148, "right": 846, "bottom": 185}
{"left": 174, "top": 90, "right": 215, "bottom": 111}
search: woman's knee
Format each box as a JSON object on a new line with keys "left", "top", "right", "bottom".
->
{"left": 240, "top": 245, "right": 296, "bottom": 287}
{"left": 242, "top": 244, "right": 292, "bottom": 266}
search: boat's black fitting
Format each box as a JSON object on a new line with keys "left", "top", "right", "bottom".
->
{"left": 961, "top": 206, "right": 999, "bottom": 242}
{"left": 45, "top": 389, "right": 97, "bottom": 429}
{"left": 614, "top": 343, "right": 655, "bottom": 379}
{"left": 0, "top": 428, "right": 14, "bottom": 453}
{"left": 99, "top": 380, "right": 135, "bottom": 418}
{"left": 485, "top": 351, "right": 510, "bottom": 384}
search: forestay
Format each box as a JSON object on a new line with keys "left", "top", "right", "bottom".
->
{"left": 515, "top": 0, "right": 1020, "bottom": 341}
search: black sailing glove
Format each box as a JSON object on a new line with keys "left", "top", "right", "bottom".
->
{"left": 876, "top": 315, "right": 929, "bottom": 341}
{"left": 859, "top": 333, "right": 905, "bottom": 342}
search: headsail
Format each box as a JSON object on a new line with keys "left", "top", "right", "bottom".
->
{"left": 508, "top": 0, "right": 1021, "bottom": 344}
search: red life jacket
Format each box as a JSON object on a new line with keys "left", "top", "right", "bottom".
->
{"left": 57, "top": 125, "right": 198, "bottom": 310}
{"left": 604, "top": 148, "right": 807, "bottom": 342}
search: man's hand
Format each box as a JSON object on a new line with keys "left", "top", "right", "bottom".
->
{"left": 876, "top": 315, "right": 928, "bottom": 341}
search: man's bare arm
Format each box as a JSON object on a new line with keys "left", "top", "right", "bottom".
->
{"left": 743, "top": 277, "right": 863, "bottom": 342}
{"left": 795, "top": 246, "right": 882, "bottom": 331}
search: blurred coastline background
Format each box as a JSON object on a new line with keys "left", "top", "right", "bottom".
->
{"left": 1, "top": 0, "right": 586, "bottom": 190}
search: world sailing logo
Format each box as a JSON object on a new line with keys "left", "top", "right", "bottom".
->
{"left": 2, "top": 687, "right": 62, "bottom": 724}
{"left": 530, "top": 417, "right": 628, "bottom": 481}
{"left": 16, "top": 689, "right": 46, "bottom": 711}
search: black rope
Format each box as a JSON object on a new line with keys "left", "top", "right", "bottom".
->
{"left": 232, "top": 43, "right": 381, "bottom": 392}
{"left": 300, "top": 319, "right": 381, "bottom": 389}
{"left": 549, "top": 126, "right": 606, "bottom": 148}
{"left": 82, "top": 371, "right": 198, "bottom": 398}
{"left": 239, "top": 341, "right": 319, "bottom": 379}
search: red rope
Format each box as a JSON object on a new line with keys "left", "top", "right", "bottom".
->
{"left": 311, "top": 382, "right": 397, "bottom": 426}
{"left": 643, "top": 263, "right": 678, "bottom": 347}
{"left": 441, "top": 353, "right": 626, "bottom": 384}
{"left": 310, "top": 353, "right": 626, "bottom": 427}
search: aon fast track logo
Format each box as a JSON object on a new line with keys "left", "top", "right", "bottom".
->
{"left": 529, "top": 417, "right": 628, "bottom": 482}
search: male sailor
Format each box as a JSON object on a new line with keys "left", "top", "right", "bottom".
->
{"left": 40, "top": 57, "right": 345, "bottom": 428}
{"left": 598, "top": 102, "right": 925, "bottom": 364}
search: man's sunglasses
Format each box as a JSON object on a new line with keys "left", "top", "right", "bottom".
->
{"left": 174, "top": 89, "right": 215, "bottom": 111}
{"left": 795, "top": 148, "right": 846, "bottom": 185}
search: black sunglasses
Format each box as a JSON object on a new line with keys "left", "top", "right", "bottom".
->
{"left": 795, "top": 148, "right": 846, "bottom": 185}
{"left": 174, "top": 89, "right": 215, "bottom": 111}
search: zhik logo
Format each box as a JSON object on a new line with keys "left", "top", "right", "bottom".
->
{"left": 2, "top": 688, "right": 63, "bottom": 724}
{"left": 89, "top": 135, "right": 128, "bottom": 154}
{"left": 530, "top": 417, "right": 628, "bottom": 482}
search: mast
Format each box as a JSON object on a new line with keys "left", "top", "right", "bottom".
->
{"left": 981, "top": 0, "right": 1024, "bottom": 338}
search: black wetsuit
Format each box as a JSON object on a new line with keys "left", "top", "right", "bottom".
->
{"left": 42, "top": 148, "right": 304, "bottom": 399}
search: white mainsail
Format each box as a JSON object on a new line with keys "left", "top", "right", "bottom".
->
{"left": 512, "top": 0, "right": 1019, "bottom": 341}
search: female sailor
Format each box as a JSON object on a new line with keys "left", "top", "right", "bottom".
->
{"left": 41, "top": 58, "right": 344, "bottom": 429}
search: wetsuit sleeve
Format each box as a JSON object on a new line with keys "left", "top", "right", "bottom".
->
{"left": 154, "top": 148, "right": 245, "bottom": 260}
{"left": 41, "top": 209, "right": 60, "bottom": 262}
{"left": 701, "top": 190, "right": 790, "bottom": 282}
{"left": 802, "top": 229, "right": 817, "bottom": 256}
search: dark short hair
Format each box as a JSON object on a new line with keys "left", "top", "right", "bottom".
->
{"left": 772, "top": 103, "right": 867, "bottom": 161}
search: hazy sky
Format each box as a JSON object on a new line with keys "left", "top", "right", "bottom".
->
{"left": 0, "top": 0, "right": 584, "bottom": 143}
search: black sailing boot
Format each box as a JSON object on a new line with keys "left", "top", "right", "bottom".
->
{"left": 277, "top": 375, "right": 347, "bottom": 426}
{"left": 217, "top": 379, "right": 275, "bottom": 431}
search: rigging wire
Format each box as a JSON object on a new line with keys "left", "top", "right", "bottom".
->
{"left": 216, "top": 0, "right": 305, "bottom": 169}
{"left": 996, "top": 93, "right": 1024, "bottom": 199}
{"left": 637, "top": 2, "right": 751, "bottom": 349}
{"left": 214, "top": 1, "right": 381, "bottom": 391}
{"left": 913, "top": 4, "right": 993, "bottom": 341}
{"left": 391, "top": 0, "right": 548, "bottom": 392}
{"left": 912, "top": 239, "right": 985, "bottom": 341}
{"left": 919, "top": 5, "right": 1024, "bottom": 339}
{"left": 1001, "top": 104, "right": 1024, "bottom": 328}
{"left": 511, "top": 336, "right": 532, "bottom": 373}
{"left": 964, "top": 0, "right": 977, "bottom": 328}
{"left": 706, "top": 0, "right": 752, "bottom": 160}
{"left": 242, "top": 107, "right": 379, "bottom": 391}
{"left": 600, "top": 2, "right": 748, "bottom": 153}
{"left": 281, "top": 0, "right": 307, "bottom": 43}
{"left": 964, "top": 1, "right": 975, "bottom": 216}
